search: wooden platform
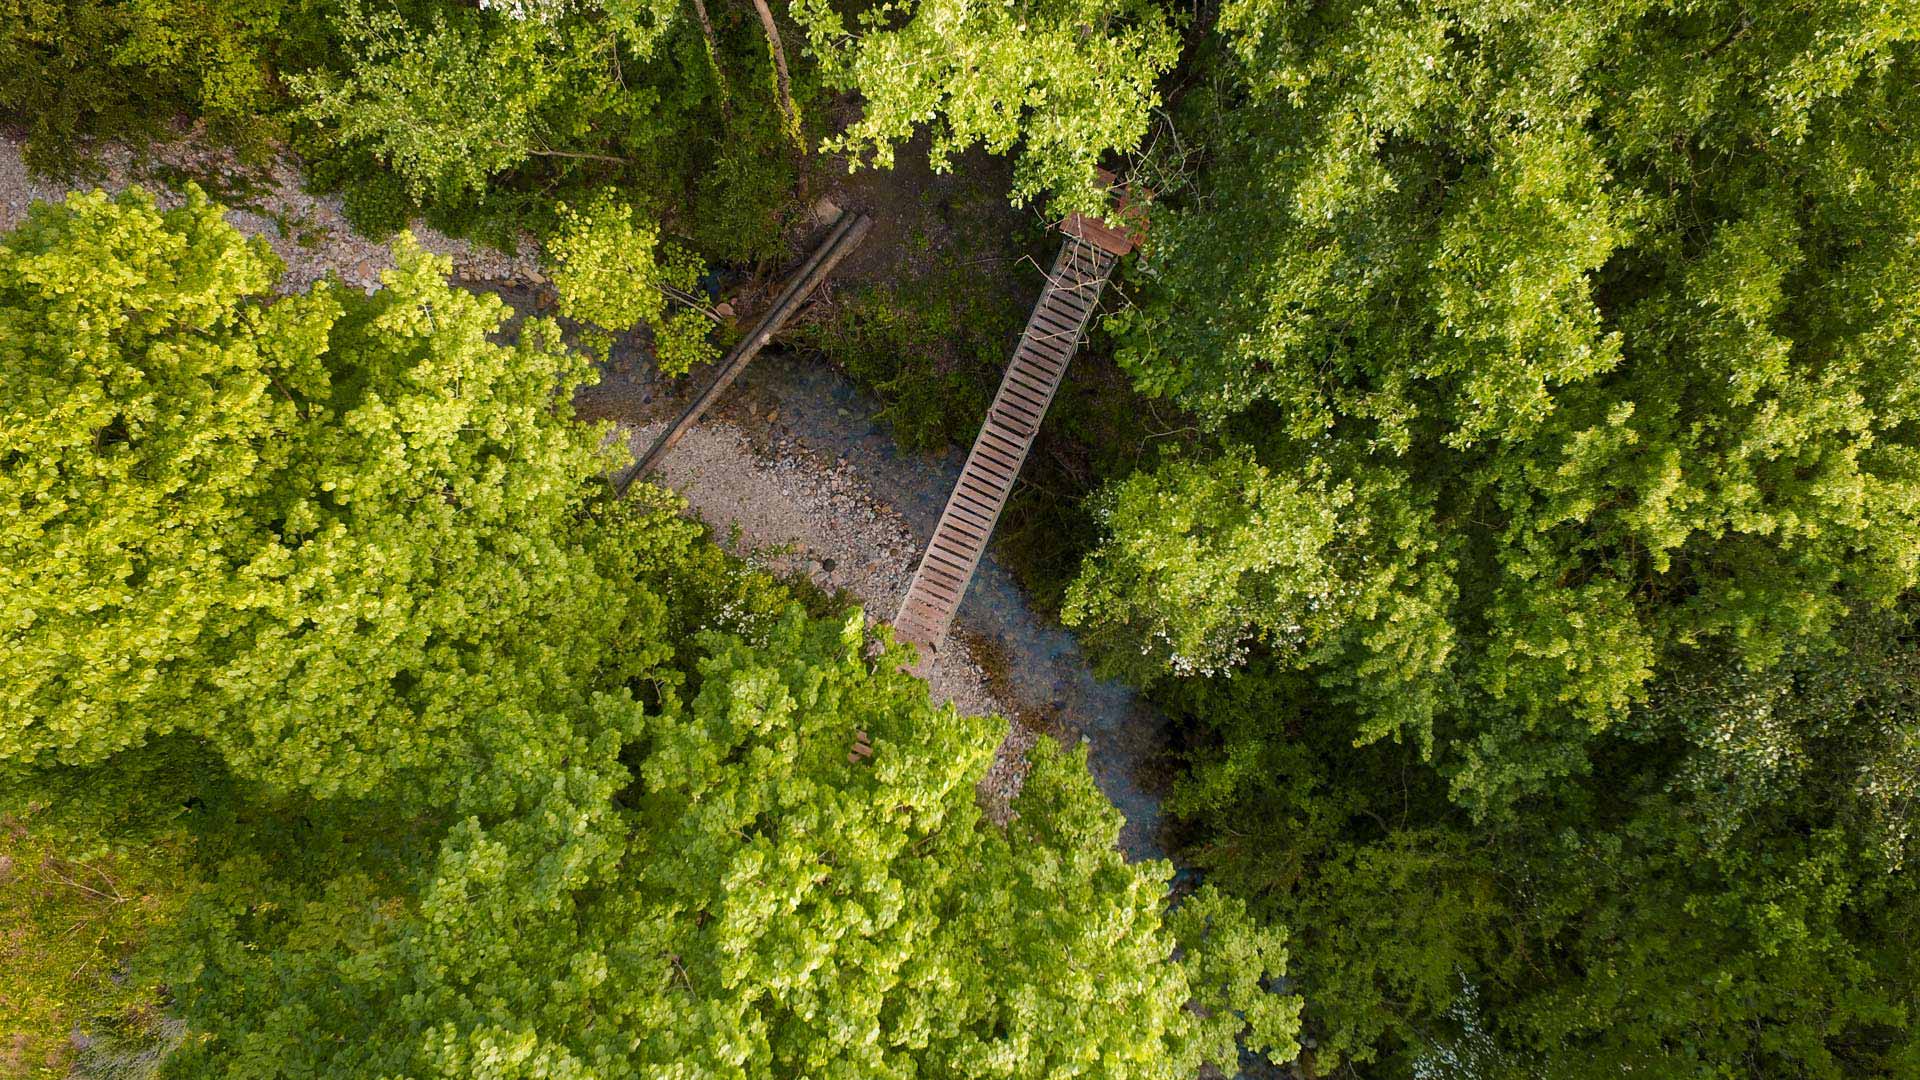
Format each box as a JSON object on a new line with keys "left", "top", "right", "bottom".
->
{"left": 892, "top": 234, "right": 1119, "bottom": 652}
{"left": 1059, "top": 167, "right": 1148, "bottom": 256}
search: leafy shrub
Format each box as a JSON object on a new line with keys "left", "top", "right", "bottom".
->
{"left": 546, "top": 192, "right": 719, "bottom": 372}
{"left": 0, "top": 0, "right": 287, "bottom": 172}
{"left": 800, "top": 275, "right": 1020, "bottom": 453}
{"left": 0, "top": 0, "right": 806, "bottom": 266}
{"left": 330, "top": 150, "right": 415, "bottom": 240}
{"left": 651, "top": 306, "right": 724, "bottom": 374}
{"left": 291, "top": 3, "right": 549, "bottom": 204}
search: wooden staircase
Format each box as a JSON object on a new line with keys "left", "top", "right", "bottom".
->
{"left": 893, "top": 234, "right": 1120, "bottom": 652}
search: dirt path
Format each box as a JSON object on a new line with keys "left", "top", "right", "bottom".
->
{"left": 0, "top": 135, "right": 543, "bottom": 292}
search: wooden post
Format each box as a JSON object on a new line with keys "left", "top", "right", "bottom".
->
{"left": 615, "top": 211, "right": 871, "bottom": 494}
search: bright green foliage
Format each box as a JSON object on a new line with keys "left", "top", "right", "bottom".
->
{"left": 3, "top": 188, "right": 299, "bottom": 772}
{"left": 1065, "top": 453, "right": 1453, "bottom": 724}
{"left": 547, "top": 193, "right": 720, "bottom": 372}
{"left": 292, "top": 3, "right": 564, "bottom": 203}
{"left": 794, "top": 0, "right": 1181, "bottom": 214}
{"left": 1065, "top": 451, "right": 1457, "bottom": 747}
{"left": 0, "top": 0, "right": 285, "bottom": 171}
{"left": 1164, "top": 882, "right": 1303, "bottom": 1067}
{"left": 651, "top": 303, "right": 724, "bottom": 375}
{"left": 1066, "top": 452, "right": 1347, "bottom": 676}
{"left": 0, "top": 189, "right": 652, "bottom": 802}
{"left": 157, "top": 611, "right": 1300, "bottom": 1077}
{"left": 289, "top": 1, "right": 679, "bottom": 204}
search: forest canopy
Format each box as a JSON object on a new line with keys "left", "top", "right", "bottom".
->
{"left": 0, "top": 189, "right": 1297, "bottom": 1076}
{"left": 4, "top": 0, "right": 1919, "bottom": 1076}
{"left": 1070, "top": 0, "right": 1920, "bottom": 1074}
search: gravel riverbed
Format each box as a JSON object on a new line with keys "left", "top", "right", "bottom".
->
{"left": 2, "top": 133, "right": 1051, "bottom": 823}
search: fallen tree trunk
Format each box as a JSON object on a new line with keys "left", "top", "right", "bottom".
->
{"left": 616, "top": 210, "right": 871, "bottom": 493}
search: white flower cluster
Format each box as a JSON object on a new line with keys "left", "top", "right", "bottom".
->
{"left": 478, "top": 0, "right": 585, "bottom": 23}
{"left": 1155, "top": 622, "right": 1251, "bottom": 679}
{"left": 705, "top": 593, "right": 779, "bottom": 644}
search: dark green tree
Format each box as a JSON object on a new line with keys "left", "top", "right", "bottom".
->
{"left": 1163, "top": 608, "right": 1920, "bottom": 1078}
{"left": 0, "top": 0, "right": 286, "bottom": 170}
{"left": 1062, "top": 1, "right": 1920, "bottom": 1073}
{"left": 1087, "top": 0, "right": 1920, "bottom": 811}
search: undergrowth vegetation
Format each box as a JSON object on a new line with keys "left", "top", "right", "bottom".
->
{"left": 0, "top": 0, "right": 288, "bottom": 173}
{"left": 0, "top": 809, "right": 188, "bottom": 1078}
{"left": 801, "top": 274, "right": 1009, "bottom": 453}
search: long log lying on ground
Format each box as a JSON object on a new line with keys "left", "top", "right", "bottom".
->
{"left": 615, "top": 210, "right": 872, "bottom": 495}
